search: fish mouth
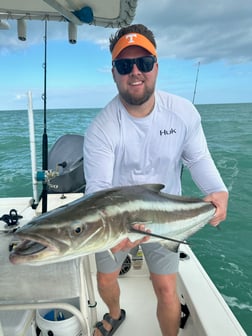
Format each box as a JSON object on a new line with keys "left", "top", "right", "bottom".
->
{"left": 11, "top": 239, "right": 48, "bottom": 255}
{"left": 9, "top": 236, "right": 57, "bottom": 264}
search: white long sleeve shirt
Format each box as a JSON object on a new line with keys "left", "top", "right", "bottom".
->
{"left": 84, "top": 91, "right": 227, "bottom": 195}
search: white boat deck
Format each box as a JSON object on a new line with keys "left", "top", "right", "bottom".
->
{"left": 0, "top": 194, "right": 247, "bottom": 336}
{"left": 93, "top": 260, "right": 161, "bottom": 335}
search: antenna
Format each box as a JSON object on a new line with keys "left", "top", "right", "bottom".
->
{"left": 192, "top": 61, "right": 200, "bottom": 104}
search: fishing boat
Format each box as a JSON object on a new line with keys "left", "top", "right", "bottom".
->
{"left": 0, "top": 1, "right": 247, "bottom": 335}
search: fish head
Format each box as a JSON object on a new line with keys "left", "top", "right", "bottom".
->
{"left": 9, "top": 211, "right": 108, "bottom": 265}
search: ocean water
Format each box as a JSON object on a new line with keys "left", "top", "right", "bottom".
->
{"left": 0, "top": 103, "right": 251, "bottom": 334}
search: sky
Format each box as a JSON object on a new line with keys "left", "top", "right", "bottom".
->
{"left": 0, "top": 0, "right": 252, "bottom": 110}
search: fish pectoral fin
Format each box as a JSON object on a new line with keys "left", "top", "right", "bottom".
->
{"left": 130, "top": 227, "right": 188, "bottom": 246}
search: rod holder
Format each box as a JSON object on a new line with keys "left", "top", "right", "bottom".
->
{"left": 68, "top": 22, "right": 77, "bottom": 44}
{"left": 17, "top": 18, "right": 26, "bottom": 41}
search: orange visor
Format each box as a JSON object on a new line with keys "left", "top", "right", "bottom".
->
{"left": 112, "top": 33, "right": 157, "bottom": 60}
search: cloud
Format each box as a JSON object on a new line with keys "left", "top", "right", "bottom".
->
{"left": 134, "top": 0, "right": 252, "bottom": 64}
{"left": 14, "top": 93, "right": 27, "bottom": 101}
{"left": 1, "top": 0, "right": 252, "bottom": 64}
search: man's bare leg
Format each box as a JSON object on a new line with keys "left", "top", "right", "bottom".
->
{"left": 151, "top": 273, "right": 181, "bottom": 336}
{"left": 93, "top": 270, "right": 122, "bottom": 336}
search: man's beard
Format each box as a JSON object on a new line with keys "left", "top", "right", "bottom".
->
{"left": 119, "top": 85, "right": 155, "bottom": 106}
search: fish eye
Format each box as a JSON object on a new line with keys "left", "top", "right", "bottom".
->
{"left": 72, "top": 224, "right": 86, "bottom": 235}
{"left": 75, "top": 227, "right": 82, "bottom": 234}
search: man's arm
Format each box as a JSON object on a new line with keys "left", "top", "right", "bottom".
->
{"left": 182, "top": 118, "right": 229, "bottom": 226}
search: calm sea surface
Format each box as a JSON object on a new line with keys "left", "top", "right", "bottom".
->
{"left": 0, "top": 103, "right": 251, "bottom": 334}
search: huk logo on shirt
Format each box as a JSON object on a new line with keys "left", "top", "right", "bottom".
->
{"left": 160, "top": 128, "right": 176, "bottom": 136}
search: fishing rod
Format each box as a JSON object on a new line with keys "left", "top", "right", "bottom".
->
{"left": 181, "top": 61, "right": 201, "bottom": 181}
{"left": 192, "top": 61, "right": 200, "bottom": 104}
{"left": 41, "top": 19, "right": 48, "bottom": 213}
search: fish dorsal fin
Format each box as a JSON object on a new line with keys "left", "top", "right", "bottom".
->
{"left": 142, "top": 184, "right": 165, "bottom": 192}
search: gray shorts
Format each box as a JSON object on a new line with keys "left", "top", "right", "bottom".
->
{"left": 95, "top": 242, "right": 179, "bottom": 275}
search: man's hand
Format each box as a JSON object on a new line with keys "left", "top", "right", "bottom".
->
{"left": 204, "top": 191, "right": 229, "bottom": 226}
{"left": 110, "top": 224, "right": 150, "bottom": 254}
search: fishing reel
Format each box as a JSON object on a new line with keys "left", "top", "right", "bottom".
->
{"left": 36, "top": 169, "right": 59, "bottom": 182}
{"left": 36, "top": 169, "right": 59, "bottom": 190}
{"left": 36, "top": 162, "right": 66, "bottom": 189}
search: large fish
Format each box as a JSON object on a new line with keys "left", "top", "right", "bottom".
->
{"left": 9, "top": 184, "right": 215, "bottom": 265}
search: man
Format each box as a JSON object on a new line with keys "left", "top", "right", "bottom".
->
{"left": 84, "top": 24, "right": 228, "bottom": 336}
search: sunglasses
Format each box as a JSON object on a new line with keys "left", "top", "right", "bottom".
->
{"left": 112, "top": 55, "right": 157, "bottom": 75}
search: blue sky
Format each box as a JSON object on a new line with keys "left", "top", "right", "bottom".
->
{"left": 1, "top": 0, "right": 252, "bottom": 110}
